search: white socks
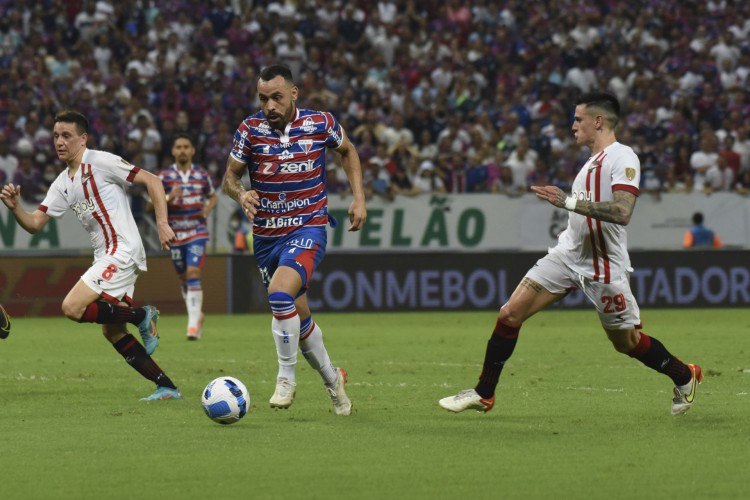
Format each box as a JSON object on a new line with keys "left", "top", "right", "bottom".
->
{"left": 300, "top": 318, "right": 338, "bottom": 387}
{"left": 269, "top": 292, "right": 299, "bottom": 383}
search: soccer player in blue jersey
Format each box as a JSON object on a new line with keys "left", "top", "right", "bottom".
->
{"left": 154, "top": 134, "right": 217, "bottom": 339}
{"left": 223, "top": 64, "right": 366, "bottom": 415}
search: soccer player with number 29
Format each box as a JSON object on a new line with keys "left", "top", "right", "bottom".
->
{"left": 440, "top": 93, "right": 702, "bottom": 416}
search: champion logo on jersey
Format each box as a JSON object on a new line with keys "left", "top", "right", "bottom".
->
{"left": 626, "top": 168, "right": 636, "bottom": 180}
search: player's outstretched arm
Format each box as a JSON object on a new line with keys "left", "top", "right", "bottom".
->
{"left": 0, "top": 183, "right": 50, "bottom": 233}
{"left": 222, "top": 156, "right": 259, "bottom": 221}
{"left": 531, "top": 185, "right": 636, "bottom": 226}
{"left": 335, "top": 130, "right": 367, "bottom": 232}
{"left": 567, "top": 190, "right": 636, "bottom": 225}
{"left": 133, "top": 170, "right": 176, "bottom": 249}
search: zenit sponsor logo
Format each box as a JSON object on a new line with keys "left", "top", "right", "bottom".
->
{"left": 260, "top": 159, "right": 317, "bottom": 174}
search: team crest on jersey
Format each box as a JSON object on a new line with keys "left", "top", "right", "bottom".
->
{"left": 626, "top": 168, "right": 636, "bottom": 180}
{"left": 262, "top": 145, "right": 270, "bottom": 154}
{"left": 298, "top": 139, "right": 313, "bottom": 154}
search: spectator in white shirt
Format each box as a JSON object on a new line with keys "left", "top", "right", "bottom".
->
{"left": 690, "top": 136, "right": 720, "bottom": 192}
{"left": 503, "top": 134, "right": 538, "bottom": 192}
{"left": 706, "top": 154, "right": 735, "bottom": 192}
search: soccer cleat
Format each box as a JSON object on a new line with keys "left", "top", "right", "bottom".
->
{"left": 187, "top": 314, "right": 204, "bottom": 341}
{"left": 439, "top": 389, "right": 495, "bottom": 413}
{"left": 137, "top": 305, "right": 160, "bottom": 355}
{"left": 0, "top": 304, "right": 10, "bottom": 339}
{"left": 269, "top": 378, "right": 296, "bottom": 409}
{"left": 140, "top": 386, "right": 182, "bottom": 401}
{"left": 326, "top": 367, "right": 352, "bottom": 416}
{"left": 671, "top": 363, "right": 703, "bottom": 415}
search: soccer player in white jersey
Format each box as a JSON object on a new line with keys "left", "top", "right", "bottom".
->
{"left": 0, "top": 110, "right": 182, "bottom": 401}
{"left": 439, "top": 92, "right": 702, "bottom": 416}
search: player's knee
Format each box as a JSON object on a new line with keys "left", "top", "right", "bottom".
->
{"left": 61, "top": 300, "right": 83, "bottom": 321}
{"left": 608, "top": 329, "right": 639, "bottom": 353}
{"left": 498, "top": 304, "right": 523, "bottom": 327}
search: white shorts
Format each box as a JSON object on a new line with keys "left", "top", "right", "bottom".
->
{"left": 525, "top": 252, "right": 641, "bottom": 330}
{"left": 81, "top": 255, "right": 140, "bottom": 305}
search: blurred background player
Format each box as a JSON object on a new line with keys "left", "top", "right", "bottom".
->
{"left": 683, "top": 211, "right": 723, "bottom": 249}
{"left": 0, "top": 110, "right": 182, "bottom": 400}
{"left": 223, "top": 64, "right": 367, "bottom": 415}
{"left": 439, "top": 92, "right": 702, "bottom": 416}
{"left": 151, "top": 134, "right": 216, "bottom": 339}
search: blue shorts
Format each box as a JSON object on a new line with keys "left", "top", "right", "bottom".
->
{"left": 253, "top": 227, "right": 327, "bottom": 292}
{"left": 170, "top": 239, "right": 207, "bottom": 275}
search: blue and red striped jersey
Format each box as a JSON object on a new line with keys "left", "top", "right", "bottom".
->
{"left": 230, "top": 107, "right": 344, "bottom": 239}
{"left": 158, "top": 163, "right": 215, "bottom": 245}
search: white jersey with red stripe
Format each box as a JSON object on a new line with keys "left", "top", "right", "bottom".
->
{"left": 39, "top": 148, "right": 147, "bottom": 271}
{"left": 551, "top": 142, "right": 640, "bottom": 283}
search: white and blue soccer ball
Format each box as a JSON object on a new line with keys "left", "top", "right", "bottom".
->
{"left": 201, "top": 376, "right": 250, "bottom": 425}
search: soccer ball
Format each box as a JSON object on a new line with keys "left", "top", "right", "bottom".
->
{"left": 201, "top": 376, "right": 250, "bottom": 425}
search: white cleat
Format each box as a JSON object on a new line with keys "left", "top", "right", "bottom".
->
{"left": 269, "top": 378, "right": 296, "bottom": 409}
{"left": 186, "top": 314, "right": 204, "bottom": 341}
{"left": 326, "top": 367, "right": 352, "bottom": 416}
{"left": 439, "top": 389, "right": 495, "bottom": 413}
{"left": 671, "top": 364, "right": 703, "bottom": 415}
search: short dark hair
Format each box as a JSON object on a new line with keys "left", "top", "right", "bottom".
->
{"left": 258, "top": 64, "right": 294, "bottom": 84}
{"left": 576, "top": 92, "right": 620, "bottom": 129}
{"left": 173, "top": 133, "right": 194, "bottom": 146}
{"left": 692, "top": 212, "right": 704, "bottom": 225}
{"left": 54, "top": 110, "right": 89, "bottom": 135}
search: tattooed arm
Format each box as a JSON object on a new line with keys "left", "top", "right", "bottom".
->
{"left": 530, "top": 186, "right": 636, "bottom": 226}
{"left": 573, "top": 190, "right": 636, "bottom": 225}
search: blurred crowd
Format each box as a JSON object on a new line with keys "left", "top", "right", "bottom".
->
{"left": 1, "top": 0, "right": 750, "bottom": 206}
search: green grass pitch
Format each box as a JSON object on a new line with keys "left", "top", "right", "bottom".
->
{"left": 1, "top": 309, "right": 749, "bottom": 499}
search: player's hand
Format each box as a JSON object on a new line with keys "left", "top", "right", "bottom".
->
{"left": 157, "top": 221, "right": 176, "bottom": 250}
{"left": 167, "top": 185, "right": 182, "bottom": 203}
{"left": 240, "top": 189, "right": 260, "bottom": 221}
{"left": 0, "top": 183, "right": 21, "bottom": 210}
{"left": 347, "top": 198, "right": 367, "bottom": 232}
{"left": 530, "top": 185, "right": 566, "bottom": 208}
